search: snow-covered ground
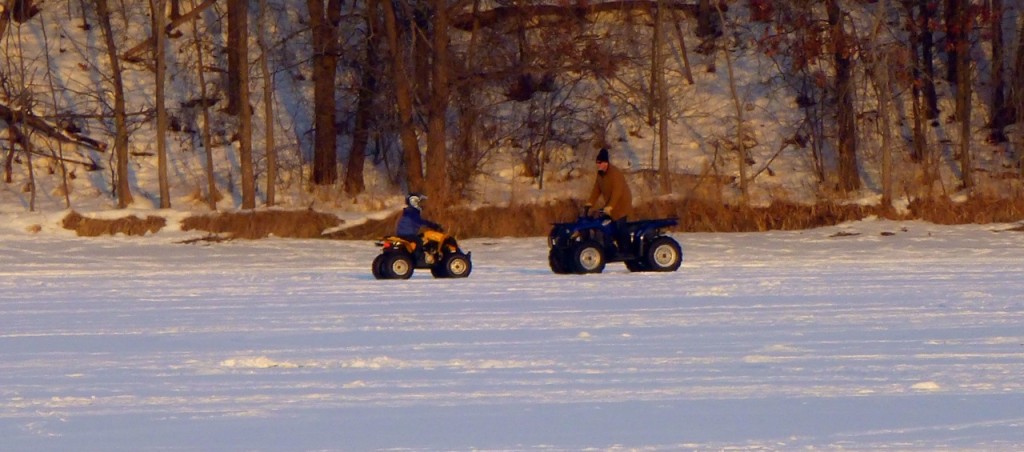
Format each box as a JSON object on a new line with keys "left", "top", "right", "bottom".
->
{"left": 2, "top": 218, "right": 1023, "bottom": 450}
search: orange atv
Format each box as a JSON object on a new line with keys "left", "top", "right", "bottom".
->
{"left": 372, "top": 229, "right": 472, "bottom": 279}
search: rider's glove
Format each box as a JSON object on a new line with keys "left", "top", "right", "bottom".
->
{"left": 602, "top": 206, "right": 613, "bottom": 216}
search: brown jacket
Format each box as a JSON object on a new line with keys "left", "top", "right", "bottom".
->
{"left": 587, "top": 163, "right": 633, "bottom": 220}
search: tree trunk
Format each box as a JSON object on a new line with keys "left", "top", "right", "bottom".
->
{"left": 648, "top": 1, "right": 661, "bottom": 126}
{"left": 902, "top": 0, "right": 926, "bottom": 163}
{"left": 696, "top": 0, "right": 718, "bottom": 37}
{"left": 41, "top": 18, "right": 73, "bottom": 208}
{"left": 955, "top": 1, "right": 973, "bottom": 189}
{"left": 259, "top": 0, "right": 277, "bottom": 205}
{"left": 413, "top": 3, "right": 431, "bottom": 113}
{"left": 229, "top": 0, "right": 255, "bottom": 207}
{"left": 988, "top": 0, "right": 1007, "bottom": 141}
{"left": 382, "top": 0, "right": 424, "bottom": 191}
{"left": 8, "top": 124, "right": 36, "bottom": 211}
{"left": 717, "top": 4, "right": 747, "bottom": 205}
{"left": 828, "top": 0, "right": 860, "bottom": 193}
{"left": 424, "top": 0, "right": 450, "bottom": 206}
{"left": 450, "top": 0, "right": 482, "bottom": 197}
{"left": 152, "top": 0, "right": 171, "bottom": 208}
{"left": 346, "top": 0, "right": 379, "bottom": 196}
{"left": 122, "top": 0, "right": 217, "bottom": 62}
{"left": 654, "top": 0, "right": 670, "bottom": 195}
{"left": 920, "top": 0, "right": 939, "bottom": 119}
{"left": 307, "top": 0, "right": 342, "bottom": 186}
{"left": 0, "top": 0, "right": 10, "bottom": 42}
{"left": 670, "top": 8, "right": 694, "bottom": 85}
{"left": 870, "top": 0, "right": 893, "bottom": 209}
{"left": 95, "top": 0, "right": 134, "bottom": 208}
{"left": 225, "top": 0, "right": 243, "bottom": 115}
{"left": 1013, "top": 15, "right": 1024, "bottom": 176}
{"left": 944, "top": 0, "right": 964, "bottom": 84}
{"left": 189, "top": 0, "right": 217, "bottom": 210}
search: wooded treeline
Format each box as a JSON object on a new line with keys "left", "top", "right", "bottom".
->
{"left": 2, "top": 0, "right": 1024, "bottom": 213}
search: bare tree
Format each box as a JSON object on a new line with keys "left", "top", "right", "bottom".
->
{"left": 1014, "top": 11, "right": 1024, "bottom": 175}
{"left": 717, "top": 3, "right": 748, "bottom": 204}
{"left": 944, "top": 0, "right": 965, "bottom": 84}
{"left": 669, "top": 7, "right": 695, "bottom": 85}
{"left": 0, "top": 0, "right": 41, "bottom": 42}
{"left": 151, "top": 0, "right": 171, "bottom": 208}
{"left": 951, "top": 0, "right": 973, "bottom": 189}
{"left": 382, "top": 0, "right": 424, "bottom": 192}
{"left": 228, "top": 0, "right": 255, "bottom": 208}
{"left": 3, "top": 17, "right": 37, "bottom": 210}
{"left": 987, "top": 0, "right": 1008, "bottom": 142}
{"left": 901, "top": 0, "right": 927, "bottom": 164}
{"left": 258, "top": 0, "right": 277, "bottom": 205}
{"left": 39, "top": 11, "right": 72, "bottom": 208}
{"left": 346, "top": 0, "right": 381, "bottom": 196}
{"left": 448, "top": 0, "right": 483, "bottom": 197}
{"left": 866, "top": 0, "right": 894, "bottom": 209}
{"left": 827, "top": 0, "right": 860, "bottom": 193}
{"left": 189, "top": 0, "right": 217, "bottom": 210}
{"left": 917, "top": 0, "right": 939, "bottom": 119}
{"left": 424, "top": 0, "right": 451, "bottom": 205}
{"left": 307, "top": 0, "right": 342, "bottom": 186}
{"left": 95, "top": 0, "right": 134, "bottom": 208}
{"left": 6, "top": 125, "right": 35, "bottom": 211}
{"left": 695, "top": 0, "right": 719, "bottom": 38}
{"left": 653, "top": 0, "right": 671, "bottom": 195}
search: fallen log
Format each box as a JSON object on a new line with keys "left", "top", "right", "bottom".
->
{"left": 0, "top": 103, "right": 107, "bottom": 152}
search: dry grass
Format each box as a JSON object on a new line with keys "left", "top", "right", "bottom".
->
{"left": 907, "top": 195, "right": 1024, "bottom": 224}
{"left": 62, "top": 211, "right": 167, "bottom": 237}
{"left": 180, "top": 209, "right": 343, "bottom": 239}
{"left": 59, "top": 195, "right": 1024, "bottom": 240}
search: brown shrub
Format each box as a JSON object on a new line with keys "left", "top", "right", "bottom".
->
{"left": 58, "top": 196, "right": 1024, "bottom": 241}
{"left": 181, "top": 209, "right": 343, "bottom": 239}
{"left": 908, "top": 195, "right": 1024, "bottom": 224}
{"left": 62, "top": 211, "right": 167, "bottom": 237}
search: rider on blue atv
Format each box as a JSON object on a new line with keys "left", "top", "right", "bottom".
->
{"left": 547, "top": 147, "right": 681, "bottom": 274}
{"left": 585, "top": 147, "right": 633, "bottom": 248}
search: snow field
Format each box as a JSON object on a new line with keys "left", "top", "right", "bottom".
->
{"left": 1, "top": 219, "right": 1023, "bottom": 450}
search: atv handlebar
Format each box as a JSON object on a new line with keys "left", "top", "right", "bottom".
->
{"left": 581, "top": 206, "right": 611, "bottom": 221}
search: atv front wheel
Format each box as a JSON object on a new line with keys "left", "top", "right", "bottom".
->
{"left": 440, "top": 252, "right": 472, "bottom": 278}
{"left": 645, "top": 237, "right": 682, "bottom": 272}
{"left": 384, "top": 252, "right": 414, "bottom": 279}
{"left": 548, "top": 248, "right": 571, "bottom": 274}
{"left": 572, "top": 240, "right": 606, "bottom": 274}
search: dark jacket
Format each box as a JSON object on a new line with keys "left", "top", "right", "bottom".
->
{"left": 587, "top": 163, "right": 634, "bottom": 221}
{"left": 396, "top": 207, "right": 440, "bottom": 237}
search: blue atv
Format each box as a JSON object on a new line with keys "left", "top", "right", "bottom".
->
{"left": 547, "top": 209, "right": 683, "bottom": 274}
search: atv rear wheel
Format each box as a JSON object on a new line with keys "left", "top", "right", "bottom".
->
{"left": 645, "top": 237, "right": 682, "bottom": 272}
{"left": 384, "top": 252, "right": 414, "bottom": 279}
{"left": 572, "top": 240, "right": 605, "bottom": 274}
{"left": 372, "top": 254, "right": 386, "bottom": 279}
